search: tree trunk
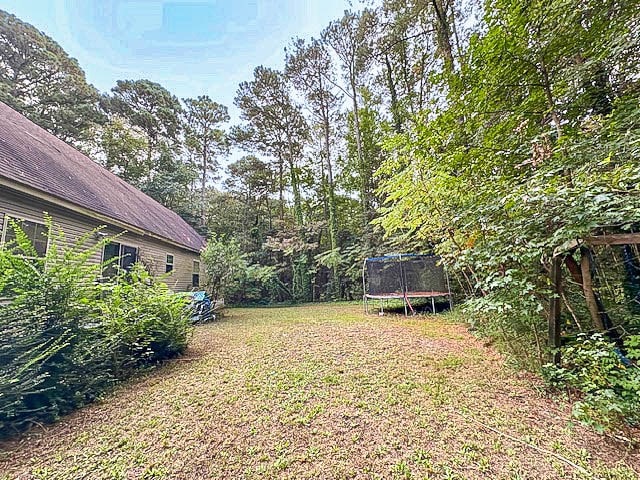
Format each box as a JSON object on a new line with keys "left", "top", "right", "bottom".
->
{"left": 431, "top": 0, "right": 455, "bottom": 75}
{"left": 350, "top": 79, "right": 369, "bottom": 241}
{"left": 565, "top": 252, "right": 617, "bottom": 337}
{"left": 200, "top": 143, "right": 207, "bottom": 227}
{"left": 320, "top": 78, "right": 340, "bottom": 297}
{"left": 278, "top": 155, "right": 284, "bottom": 220}
{"left": 288, "top": 157, "right": 303, "bottom": 226}
{"left": 539, "top": 59, "right": 562, "bottom": 139}
{"left": 384, "top": 53, "right": 403, "bottom": 134}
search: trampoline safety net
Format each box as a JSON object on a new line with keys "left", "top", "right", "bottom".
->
{"left": 363, "top": 254, "right": 452, "bottom": 314}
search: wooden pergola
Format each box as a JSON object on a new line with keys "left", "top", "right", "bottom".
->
{"left": 549, "top": 233, "right": 640, "bottom": 364}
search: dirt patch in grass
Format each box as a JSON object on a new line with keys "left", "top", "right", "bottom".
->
{"left": 1, "top": 303, "right": 639, "bottom": 479}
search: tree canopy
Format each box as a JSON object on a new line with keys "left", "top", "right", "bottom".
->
{"left": 0, "top": 9, "right": 103, "bottom": 145}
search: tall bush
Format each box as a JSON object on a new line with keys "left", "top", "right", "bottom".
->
{"left": 201, "top": 234, "right": 247, "bottom": 301}
{"left": 97, "top": 264, "right": 192, "bottom": 371}
{"left": 0, "top": 219, "right": 191, "bottom": 438}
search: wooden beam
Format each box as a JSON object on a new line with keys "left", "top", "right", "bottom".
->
{"left": 549, "top": 256, "right": 562, "bottom": 365}
{"left": 553, "top": 239, "right": 581, "bottom": 257}
{"left": 585, "top": 233, "right": 640, "bottom": 246}
{"left": 580, "top": 247, "right": 605, "bottom": 331}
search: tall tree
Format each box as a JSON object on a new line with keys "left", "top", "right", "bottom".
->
{"left": 376, "top": 0, "right": 434, "bottom": 131}
{"left": 101, "top": 80, "right": 197, "bottom": 217}
{"left": 99, "top": 116, "right": 148, "bottom": 185}
{"left": 0, "top": 9, "right": 103, "bottom": 144}
{"left": 225, "top": 155, "right": 274, "bottom": 211}
{"left": 142, "top": 147, "right": 198, "bottom": 220}
{"left": 103, "top": 79, "right": 183, "bottom": 166}
{"left": 285, "top": 37, "right": 342, "bottom": 294}
{"left": 182, "top": 96, "right": 230, "bottom": 227}
{"left": 224, "top": 155, "right": 276, "bottom": 251}
{"left": 343, "top": 88, "right": 384, "bottom": 216}
{"left": 233, "top": 66, "right": 309, "bottom": 226}
{"left": 322, "top": 9, "right": 377, "bottom": 234}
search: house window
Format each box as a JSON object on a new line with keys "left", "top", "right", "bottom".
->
{"left": 166, "top": 254, "right": 174, "bottom": 273}
{"left": 1, "top": 216, "right": 49, "bottom": 257}
{"left": 102, "top": 242, "right": 138, "bottom": 277}
{"left": 192, "top": 260, "right": 200, "bottom": 288}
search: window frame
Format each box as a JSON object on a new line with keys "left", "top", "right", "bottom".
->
{"left": 0, "top": 214, "right": 50, "bottom": 258}
{"left": 192, "top": 259, "right": 200, "bottom": 288}
{"left": 166, "top": 253, "right": 174, "bottom": 273}
{"left": 101, "top": 241, "right": 140, "bottom": 277}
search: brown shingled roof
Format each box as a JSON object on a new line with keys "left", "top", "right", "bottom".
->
{"left": 0, "top": 101, "right": 205, "bottom": 252}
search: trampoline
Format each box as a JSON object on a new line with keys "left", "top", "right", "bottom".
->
{"left": 363, "top": 254, "right": 452, "bottom": 315}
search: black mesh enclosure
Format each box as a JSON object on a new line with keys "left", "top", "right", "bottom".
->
{"left": 401, "top": 255, "right": 448, "bottom": 294}
{"left": 364, "top": 254, "right": 448, "bottom": 297}
{"left": 366, "top": 257, "right": 404, "bottom": 295}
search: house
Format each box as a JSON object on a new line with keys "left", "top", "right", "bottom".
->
{"left": 0, "top": 101, "right": 205, "bottom": 291}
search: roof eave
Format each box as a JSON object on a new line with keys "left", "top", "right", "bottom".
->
{"left": 0, "top": 176, "right": 203, "bottom": 254}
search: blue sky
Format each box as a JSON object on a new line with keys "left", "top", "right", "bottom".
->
{"left": 0, "top": 0, "right": 351, "bottom": 115}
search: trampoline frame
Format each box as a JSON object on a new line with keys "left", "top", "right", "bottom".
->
{"left": 362, "top": 254, "right": 453, "bottom": 316}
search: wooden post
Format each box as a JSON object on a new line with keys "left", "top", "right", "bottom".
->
{"left": 580, "top": 246, "right": 605, "bottom": 331}
{"left": 549, "top": 256, "right": 562, "bottom": 365}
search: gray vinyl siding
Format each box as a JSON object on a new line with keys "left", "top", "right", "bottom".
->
{"left": 0, "top": 187, "right": 201, "bottom": 292}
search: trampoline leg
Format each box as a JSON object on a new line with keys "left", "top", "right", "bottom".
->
{"left": 404, "top": 298, "right": 408, "bottom": 317}
{"left": 449, "top": 295, "right": 453, "bottom": 311}
{"left": 431, "top": 297, "right": 436, "bottom": 314}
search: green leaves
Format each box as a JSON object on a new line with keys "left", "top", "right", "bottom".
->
{"left": 375, "top": 0, "right": 640, "bottom": 378}
{"left": 0, "top": 9, "right": 103, "bottom": 144}
{"left": 105, "top": 79, "right": 183, "bottom": 147}
{"left": 201, "top": 234, "right": 248, "bottom": 301}
{"left": 544, "top": 333, "right": 640, "bottom": 431}
{"left": 0, "top": 223, "right": 191, "bottom": 438}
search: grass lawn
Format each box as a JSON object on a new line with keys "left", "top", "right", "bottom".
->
{"left": 1, "top": 303, "right": 638, "bottom": 479}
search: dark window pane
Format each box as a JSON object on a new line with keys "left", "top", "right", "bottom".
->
{"left": 22, "top": 221, "right": 36, "bottom": 239}
{"left": 102, "top": 242, "right": 121, "bottom": 277}
{"left": 120, "top": 245, "right": 138, "bottom": 272}
{"left": 166, "top": 254, "right": 174, "bottom": 264}
{"left": 3, "top": 218, "right": 48, "bottom": 257}
{"left": 103, "top": 242, "right": 120, "bottom": 261}
{"left": 165, "top": 264, "right": 174, "bottom": 273}
{"left": 33, "top": 240, "right": 48, "bottom": 257}
{"left": 4, "top": 227, "right": 16, "bottom": 244}
{"left": 192, "top": 274, "right": 200, "bottom": 288}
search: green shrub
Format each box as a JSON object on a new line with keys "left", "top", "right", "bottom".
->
{"left": 0, "top": 219, "right": 191, "bottom": 438}
{"left": 97, "top": 264, "right": 192, "bottom": 372}
{"left": 201, "top": 234, "right": 247, "bottom": 302}
{"left": 543, "top": 333, "right": 640, "bottom": 432}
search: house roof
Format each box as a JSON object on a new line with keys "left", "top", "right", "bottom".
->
{"left": 0, "top": 101, "right": 205, "bottom": 252}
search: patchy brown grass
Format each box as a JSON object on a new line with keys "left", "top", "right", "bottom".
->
{"left": 1, "top": 303, "right": 638, "bottom": 479}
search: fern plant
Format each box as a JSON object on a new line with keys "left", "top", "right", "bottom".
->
{"left": 0, "top": 217, "right": 191, "bottom": 438}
